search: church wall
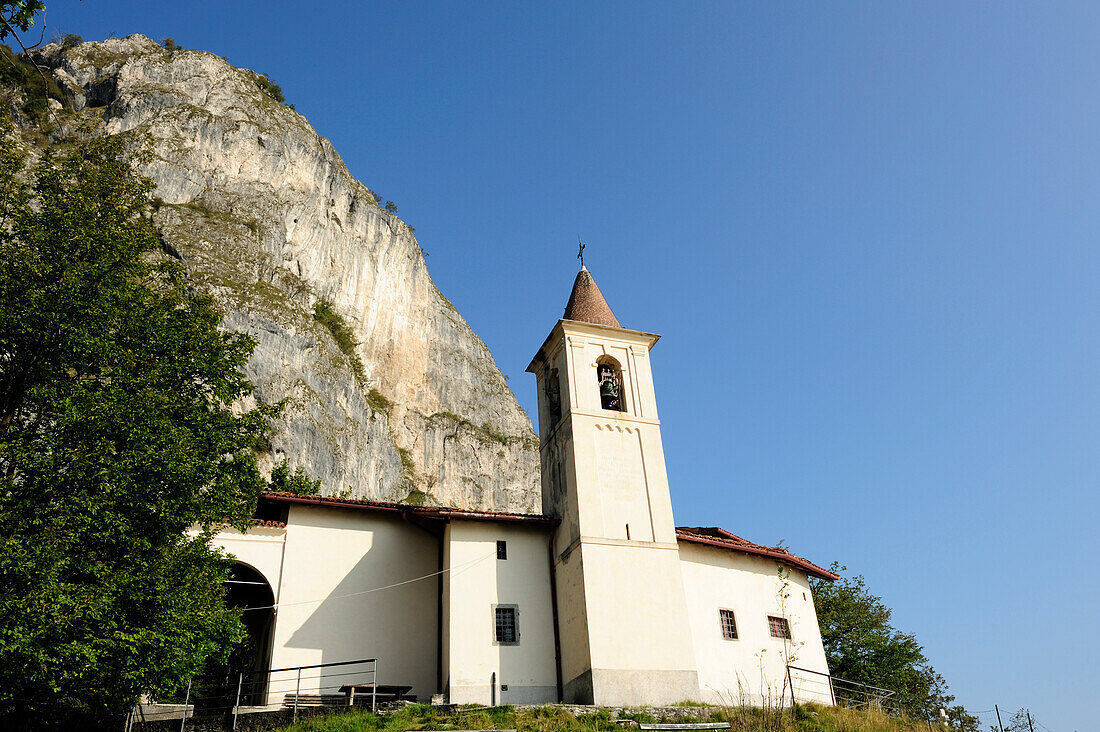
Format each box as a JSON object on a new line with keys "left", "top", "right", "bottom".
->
{"left": 678, "top": 542, "right": 832, "bottom": 706}
{"left": 444, "top": 521, "right": 557, "bottom": 705}
{"left": 264, "top": 505, "right": 438, "bottom": 701}
{"left": 571, "top": 540, "right": 700, "bottom": 705}
{"left": 553, "top": 545, "right": 592, "bottom": 703}
{"left": 210, "top": 524, "right": 287, "bottom": 597}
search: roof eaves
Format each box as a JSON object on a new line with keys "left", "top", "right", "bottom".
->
{"left": 261, "top": 492, "right": 558, "bottom": 526}
{"left": 676, "top": 528, "right": 838, "bottom": 581}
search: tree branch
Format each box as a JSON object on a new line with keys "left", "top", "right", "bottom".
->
{"left": 0, "top": 16, "right": 62, "bottom": 129}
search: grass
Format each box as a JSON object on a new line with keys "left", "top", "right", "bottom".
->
{"left": 432, "top": 411, "right": 511, "bottom": 446}
{"left": 276, "top": 702, "right": 938, "bottom": 732}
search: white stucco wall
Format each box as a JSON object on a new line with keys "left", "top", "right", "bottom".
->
{"left": 678, "top": 542, "right": 832, "bottom": 706}
{"left": 443, "top": 521, "right": 558, "bottom": 705}
{"left": 210, "top": 524, "right": 287, "bottom": 602}
{"left": 212, "top": 506, "right": 439, "bottom": 703}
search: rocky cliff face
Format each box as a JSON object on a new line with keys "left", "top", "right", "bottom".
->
{"left": 19, "top": 35, "right": 540, "bottom": 512}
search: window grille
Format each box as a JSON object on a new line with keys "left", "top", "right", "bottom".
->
{"left": 495, "top": 606, "right": 518, "bottom": 644}
{"left": 719, "top": 609, "right": 738, "bottom": 639}
{"left": 496, "top": 540, "right": 507, "bottom": 560}
{"left": 768, "top": 615, "right": 792, "bottom": 639}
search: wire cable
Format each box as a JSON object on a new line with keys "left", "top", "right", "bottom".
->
{"left": 241, "top": 549, "right": 496, "bottom": 611}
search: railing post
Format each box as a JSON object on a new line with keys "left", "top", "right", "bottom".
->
{"left": 786, "top": 665, "right": 796, "bottom": 709}
{"left": 180, "top": 679, "right": 191, "bottom": 732}
{"left": 232, "top": 672, "right": 243, "bottom": 730}
{"left": 371, "top": 660, "right": 378, "bottom": 713}
{"left": 828, "top": 673, "right": 836, "bottom": 706}
{"left": 293, "top": 667, "right": 301, "bottom": 722}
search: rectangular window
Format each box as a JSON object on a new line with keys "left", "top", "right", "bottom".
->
{"left": 496, "top": 540, "right": 507, "bottom": 560}
{"left": 719, "top": 609, "right": 738, "bottom": 640}
{"left": 768, "top": 615, "right": 792, "bottom": 639}
{"left": 494, "top": 606, "right": 518, "bottom": 645}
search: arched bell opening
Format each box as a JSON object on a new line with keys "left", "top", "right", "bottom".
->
{"left": 224, "top": 563, "right": 276, "bottom": 705}
{"left": 596, "top": 357, "right": 625, "bottom": 412}
{"left": 545, "top": 367, "right": 562, "bottom": 425}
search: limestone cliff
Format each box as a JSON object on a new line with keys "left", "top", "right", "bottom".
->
{"left": 16, "top": 35, "right": 540, "bottom": 511}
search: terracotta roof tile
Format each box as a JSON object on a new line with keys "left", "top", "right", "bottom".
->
{"left": 563, "top": 267, "right": 621, "bottom": 328}
{"left": 250, "top": 518, "right": 287, "bottom": 529}
{"left": 676, "top": 526, "right": 838, "bottom": 580}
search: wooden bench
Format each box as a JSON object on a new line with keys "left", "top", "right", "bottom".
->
{"left": 282, "top": 693, "right": 348, "bottom": 708}
{"left": 637, "top": 724, "right": 730, "bottom": 731}
{"left": 339, "top": 684, "right": 415, "bottom": 705}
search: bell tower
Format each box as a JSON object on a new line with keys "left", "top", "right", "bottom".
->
{"left": 527, "top": 266, "right": 699, "bottom": 705}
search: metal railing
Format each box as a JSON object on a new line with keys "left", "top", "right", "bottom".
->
{"left": 786, "top": 665, "right": 900, "bottom": 715}
{"left": 126, "top": 657, "right": 379, "bottom": 730}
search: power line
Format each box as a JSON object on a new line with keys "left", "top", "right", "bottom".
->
{"left": 241, "top": 549, "right": 496, "bottom": 612}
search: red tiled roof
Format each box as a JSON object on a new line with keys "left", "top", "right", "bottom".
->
{"left": 250, "top": 518, "right": 287, "bottom": 529}
{"left": 261, "top": 492, "right": 558, "bottom": 525}
{"left": 563, "top": 267, "right": 621, "bottom": 328}
{"left": 676, "top": 526, "right": 838, "bottom": 581}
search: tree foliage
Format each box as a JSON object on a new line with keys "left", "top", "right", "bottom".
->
{"left": 810, "top": 564, "right": 978, "bottom": 731}
{"left": 0, "top": 2, "right": 46, "bottom": 42}
{"left": 0, "top": 119, "right": 280, "bottom": 727}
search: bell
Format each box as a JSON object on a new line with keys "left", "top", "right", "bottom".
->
{"left": 600, "top": 378, "right": 618, "bottom": 400}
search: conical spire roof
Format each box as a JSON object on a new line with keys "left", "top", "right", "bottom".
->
{"left": 562, "top": 266, "right": 621, "bottom": 328}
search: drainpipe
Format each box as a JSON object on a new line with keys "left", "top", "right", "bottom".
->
{"left": 547, "top": 525, "right": 563, "bottom": 702}
{"left": 437, "top": 522, "right": 446, "bottom": 696}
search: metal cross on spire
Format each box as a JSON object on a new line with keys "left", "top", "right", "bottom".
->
{"left": 577, "top": 237, "right": 586, "bottom": 269}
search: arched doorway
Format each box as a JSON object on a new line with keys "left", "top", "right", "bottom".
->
{"left": 224, "top": 563, "right": 276, "bottom": 705}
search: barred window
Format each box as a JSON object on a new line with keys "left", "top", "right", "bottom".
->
{"left": 719, "top": 609, "right": 738, "bottom": 640}
{"left": 494, "top": 606, "right": 518, "bottom": 645}
{"left": 497, "top": 540, "right": 507, "bottom": 560}
{"left": 768, "top": 615, "right": 792, "bottom": 639}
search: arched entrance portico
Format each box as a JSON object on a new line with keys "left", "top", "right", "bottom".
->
{"left": 224, "top": 563, "right": 276, "bottom": 705}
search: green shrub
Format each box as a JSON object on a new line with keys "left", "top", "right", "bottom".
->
{"left": 365, "top": 388, "right": 391, "bottom": 414}
{"left": 313, "top": 299, "right": 365, "bottom": 383}
{"left": 60, "top": 33, "right": 82, "bottom": 49}
{"left": 1, "top": 43, "right": 66, "bottom": 127}
{"left": 268, "top": 460, "right": 322, "bottom": 495}
{"left": 255, "top": 72, "right": 286, "bottom": 103}
{"left": 161, "top": 37, "right": 178, "bottom": 51}
{"left": 397, "top": 447, "right": 415, "bottom": 476}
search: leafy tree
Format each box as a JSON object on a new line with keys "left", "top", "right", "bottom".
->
{"left": 1, "top": 1, "right": 46, "bottom": 43}
{"left": 0, "top": 119, "right": 283, "bottom": 727}
{"left": 268, "top": 459, "right": 322, "bottom": 495}
{"left": 810, "top": 564, "right": 978, "bottom": 731}
{"left": 997, "top": 707, "right": 1036, "bottom": 732}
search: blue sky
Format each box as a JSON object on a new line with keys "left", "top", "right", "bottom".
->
{"left": 33, "top": 2, "right": 1098, "bottom": 729}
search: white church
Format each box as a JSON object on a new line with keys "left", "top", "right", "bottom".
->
{"left": 213, "top": 267, "right": 838, "bottom": 708}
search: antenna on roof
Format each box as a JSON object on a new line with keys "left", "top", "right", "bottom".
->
{"left": 577, "top": 237, "right": 586, "bottom": 270}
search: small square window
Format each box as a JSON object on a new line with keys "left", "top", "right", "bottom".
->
{"left": 494, "top": 606, "right": 518, "bottom": 645}
{"left": 719, "top": 609, "right": 738, "bottom": 640}
{"left": 496, "top": 540, "right": 507, "bottom": 560}
{"left": 768, "top": 615, "right": 792, "bottom": 639}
